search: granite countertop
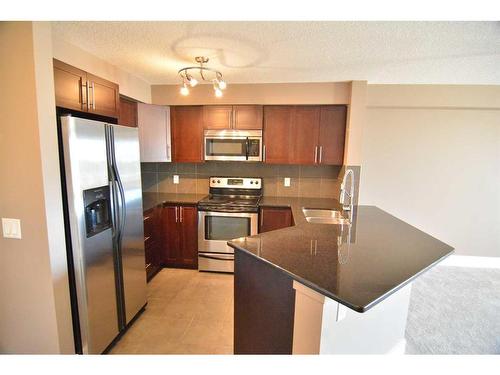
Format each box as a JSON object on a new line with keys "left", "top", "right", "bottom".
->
{"left": 229, "top": 199, "right": 454, "bottom": 313}
{"left": 142, "top": 192, "right": 207, "bottom": 212}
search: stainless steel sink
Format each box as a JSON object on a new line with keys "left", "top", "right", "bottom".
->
{"left": 302, "top": 208, "right": 350, "bottom": 225}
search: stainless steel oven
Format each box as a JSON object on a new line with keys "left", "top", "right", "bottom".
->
{"left": 197, "top": 176, "right": 262, "bottom": 273}
{"left": 204, "top": 129, "right": 262, "bottom": 162}
{"left": 198, "top": 211, "right": 258, "bottom": 273}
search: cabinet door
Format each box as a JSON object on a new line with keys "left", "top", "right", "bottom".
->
{"left": 87, "top": 73, "right": 120, "bottom": 118}
{"left": 171, "top": 106, "right": 204, "bottom": 163}
{"left": 233, "top": 105, "right": 263, "bottom": 130}
{"left": 290, "top": 106, "right": 320, "bottom": 165}
{"left": 137, "top": 103, "right": 170, "bottom": 162}
{"left": 161, "top": 205, "right": 179, "bottom": 266}
{"left": 263, "top": 106, "right": 293, "bottom": 164}
{"left": 119, "top": 97, "right": 138, "bottom": 127}
{"left": 259, "top": 207, "right": 293, "bottom": 233}
{"left": 203, "top": 106, "right": 232, "bottom": 129}
{"left": 53, "top": 59, "right": 87, "bottom": 112}
{"left": 179, "top": 206, "right": 198, "bottom": 268}
{"left": 318, "top": 106, "right": 347, "bottom": 165}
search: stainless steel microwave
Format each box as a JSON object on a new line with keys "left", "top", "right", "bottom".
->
{"left": 204, "top": 129, "right": 263, "bottom": 162}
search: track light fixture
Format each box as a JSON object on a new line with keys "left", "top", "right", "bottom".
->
{"left": 178, "top": 56, "right": 226, "bottom": 97}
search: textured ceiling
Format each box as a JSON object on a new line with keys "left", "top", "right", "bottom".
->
{"left": 51, "top": 21, "right": 500, "bottom": 85}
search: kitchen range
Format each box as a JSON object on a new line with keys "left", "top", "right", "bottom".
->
{"left": 197, "top": 177, "right": 262, "bottom": 272}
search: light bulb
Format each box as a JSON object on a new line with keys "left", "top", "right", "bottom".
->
{"left": 214, "top": 87, "right": 223, "bottom": 97}
{"left": 188, "top": 76, "right": 198, "bottom": 87}
{"left": 180, "top": 85, "right": 189, "bottom": 96}
{"left": 218, "top": 80, "right": 227, "bottom": 90}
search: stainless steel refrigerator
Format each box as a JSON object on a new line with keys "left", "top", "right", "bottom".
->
{"left": 59, "top": 115, "right": 147, "bottom": 354}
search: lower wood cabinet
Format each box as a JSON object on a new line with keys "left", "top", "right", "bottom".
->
{"left": 161, "top": 204, "right": 198, "bottom": 269}
{"left": 259, "top": 206, "right": 294, "bottom": 233}
{"left": 143, "top": 206, "right": 163, "bottom": 282}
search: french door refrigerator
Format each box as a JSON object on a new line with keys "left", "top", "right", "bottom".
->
{"left": 59, "top": 115, "right": 147, "bottom": 354}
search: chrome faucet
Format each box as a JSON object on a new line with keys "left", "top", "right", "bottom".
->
{"left": 340, "top": 169, "right": 355, "bottom": 212}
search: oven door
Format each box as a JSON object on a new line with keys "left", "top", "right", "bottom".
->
{"left": 198, "top": 211, "right": 258, "bottom": 254}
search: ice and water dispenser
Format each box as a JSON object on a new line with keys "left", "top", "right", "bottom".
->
{"left": 83, "top": 186, "right": 111, "bottom": 237}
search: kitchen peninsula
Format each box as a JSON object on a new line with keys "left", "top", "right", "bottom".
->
{"left": 229, "top": 199, "right": 454, "bottom": 354}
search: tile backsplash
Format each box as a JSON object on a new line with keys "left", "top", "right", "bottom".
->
{"left": 141, "top": 162, "right": 345, "bottom": 199}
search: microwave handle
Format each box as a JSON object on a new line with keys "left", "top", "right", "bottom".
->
{"left": 245, "top": 137, "right": 249, "bottom": 160}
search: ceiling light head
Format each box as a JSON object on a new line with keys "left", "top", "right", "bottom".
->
{"left": 187, "top": 75, "right": 198, "bottom": 87}
{"left": 218, "top": 79, "right": 227, "bottom": 90}
{"left": 180, "top": 84, "right": 189, "bottom": 96}
{"left": 214, "top": 87, "right": 223, "bottom": 98}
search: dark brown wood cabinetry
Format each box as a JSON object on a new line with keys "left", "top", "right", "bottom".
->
{"left": 263, "top": 105, "right": 347, "bottom": 165}
{"left": 203, "top": 105, "right": 263, "bottom": 130}
{"left": 143, "top": 206, "right": 162, "bottom": 282}
{"left": 118, "top": 96, "right": 138, "bottom": 127}
{"left": 161, "top": 204, "right": 198, "bottom": 268}
{"left": 171, "top": 106, "right": 204, "bottom": 163}
{"left": 53, "top": 59, "right": 120, "bottom": 118}
{"left": 290, "top": 106, "right": 320, "bottom": 164}
{"left": 259, "top": 207, "right": 294, "bottom": 233}
{"left": 262, "top": 106, "right": 293, "bottom": 164}
{"left": 318, "top": 106, "right": 347, "bottom": 165}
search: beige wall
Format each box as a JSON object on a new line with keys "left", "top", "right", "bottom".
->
{"left": 52, "top": 36, "right": 151, "bottom": 103}
{"left": 0, "top": 22, "right": 73, "bottom": 353}
{"left": 151, "top": 82, "right": 350, "bottom": 105}
{"left": 360, "top": 84, "right": 500, "bottom": 257}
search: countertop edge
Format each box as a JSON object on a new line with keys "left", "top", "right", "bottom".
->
{"left": 229, "top": 241, "right": 454, "bottom": 313}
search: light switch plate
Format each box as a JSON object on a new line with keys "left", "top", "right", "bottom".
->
{"left": 173, "top": 175, "right": 179, "bottom": 184}
{"left": 2, "top": 218, "right": 22, "bottom": 239}
{"left": 284, "top": 177, "right": 291, "bottom": 187}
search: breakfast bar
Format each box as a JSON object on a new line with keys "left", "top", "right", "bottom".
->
{"left": 228, "top": 201, "right": 454, "bottom": 354}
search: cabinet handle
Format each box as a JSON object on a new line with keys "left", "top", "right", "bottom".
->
{"left": 231, "top": 106, "right": 235, "bottom": 129}
{"left": 260, "top": 210, "right": 264, "bottom": 227}
{"left": 314, "top": 146, "right": 318, "bottom": 163}
{"left": 80, "top": 78, "right": 86, "bottom": 109}
{"left": 263, "top": 145, "right": 266, "bottom": 162}
{"left": 85, "top": 81, "right": 90, "bottom": 110}
{"left": 179, "top": 206, "right": 183, "bottom": 223}
{"left": 175, "top": 206, "right": 178, "bottom": 223}
{"left": 92, "top": 82, "right": 96, "bottom": 110}
{"left": 319, "top": 146, "right": 323, "bottom": 164}
{"left": 143, "top": 216, "right": 151, "bottom": 221}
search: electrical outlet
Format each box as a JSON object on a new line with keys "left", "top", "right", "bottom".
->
{"left": 173, "top": 175, "right": 179, "bottom": 184}
{"left": 2, "top": 218, "right": 22, "bottom": 239}
{"left": 284, "top": 177, "right": 291, "bottom": 187}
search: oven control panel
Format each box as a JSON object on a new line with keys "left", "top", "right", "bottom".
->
{"left": 209, "top": 177, "right": 262, "bottom": 189}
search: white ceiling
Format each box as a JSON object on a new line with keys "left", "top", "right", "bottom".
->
{"left": 51, "top": 21, "right": 500, "bottom": 85}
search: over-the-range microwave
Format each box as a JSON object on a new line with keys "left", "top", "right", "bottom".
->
{"left": 204, "top": 129, "right": 263, "bottom": 162}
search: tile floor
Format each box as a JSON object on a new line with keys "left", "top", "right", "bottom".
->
{"left": 110, "top": 268, "right": 234, "bottom": 354}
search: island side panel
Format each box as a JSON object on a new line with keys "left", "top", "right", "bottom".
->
{"left": 234, "top": 250, "right": 296, "bottom": 354}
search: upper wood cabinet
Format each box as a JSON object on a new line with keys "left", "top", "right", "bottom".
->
{"left": 170, "top": 106, "right": 204, "bottom": 163}
{"left": 263, "top": 105, "right": 346, "bottom": 165}
{"left": 53, "top": 59, "right": 87, "bottom": 112}
{"left": 203, "top": 106, "right": 232, "bottom": 129}
{"left": 138, "top": 103, "right": 171, "bottom": 162}
{"left": 203, "top": 105, "right": 263, "bottom": 130}
{"left": 53, "top": 59, "right": 120, "bottom": 119}
{"left": 263, "top": 106, "right": 293, "bottom": 164}
{"left": 233, "top": 105, "right": 263, "bottom": 129}
{"left": 318, "top": 106, "right": 347, "bottom": 165}
{"left": 118, "top": 96, "right": 138, "bottom": 127}
{"left": 290, "top": 106, "right": 320, "bottom": 164}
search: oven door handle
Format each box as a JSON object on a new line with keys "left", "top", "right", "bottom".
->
{"left": 199, "top": 253, "right": 234, "bottom": 261}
